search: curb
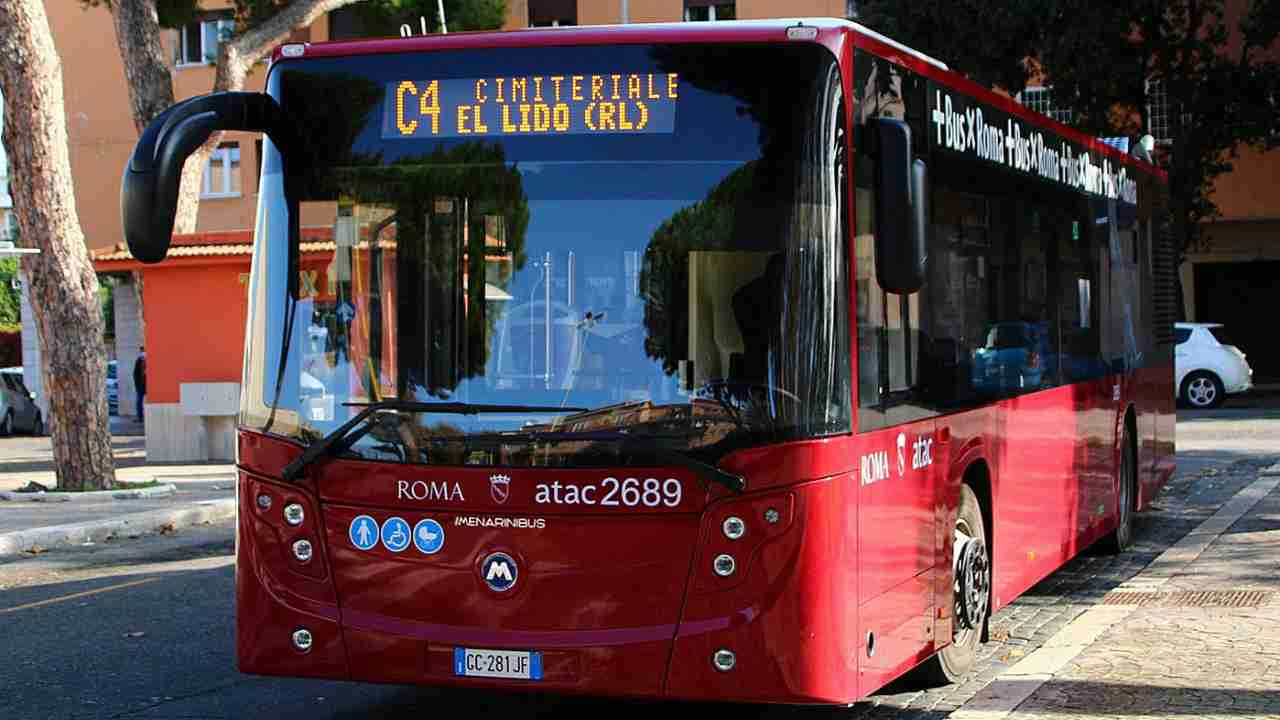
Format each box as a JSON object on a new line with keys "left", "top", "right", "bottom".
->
{"left": 0, "top": 498, "right": 236, "bottom": 558}
{"left": 0, "top": 484, "right": 179, "bottom": 503}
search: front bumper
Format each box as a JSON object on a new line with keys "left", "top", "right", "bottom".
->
{"left": 235, "top": 473, "right": 862, "bottom": 704}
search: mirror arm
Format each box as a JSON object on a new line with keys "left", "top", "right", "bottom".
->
{"left": 121, "top": 92, "right": 289, "bottom": 264}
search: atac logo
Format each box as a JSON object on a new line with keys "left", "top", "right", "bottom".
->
{"left": 490, "top": 474, "right": 512, "bottom": 504}
{"left": 481, "top": 552, "right": 518, "bottom": 592}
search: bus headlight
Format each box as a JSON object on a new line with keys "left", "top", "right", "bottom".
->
{"left": 722, "top": 516, "right": 746, "bottom": 540}
{"left": 713, "top": 554, "right": 736, "bottom": 577}
{"left": 712, "top": 648, "right": 736, "bottom": 671}
{"left": 292, "top": 539, "right": 313, "bottom": 562}
{"left": 283, "top": 503, "right": 305, "bottom": 526}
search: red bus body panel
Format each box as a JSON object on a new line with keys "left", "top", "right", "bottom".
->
{"left": 231, "top": 18, "right": 1174, "bottom": 705}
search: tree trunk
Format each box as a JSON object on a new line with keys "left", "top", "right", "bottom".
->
{"left": 106, "top": 0, "right": 201, "bottom": 235}
{"left": 0, "top": 0, "right": 116, "bottom": 490}
{"left": 110, "top": 0, "right": 173, "bottom": 134}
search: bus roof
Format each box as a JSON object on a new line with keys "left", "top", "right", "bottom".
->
{"left": 273, "top": 18, "right": 1164, "bottom": 181}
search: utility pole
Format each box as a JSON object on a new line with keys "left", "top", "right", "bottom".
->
{"left": 621, "top": 0, "right": 629, "bottom": 23}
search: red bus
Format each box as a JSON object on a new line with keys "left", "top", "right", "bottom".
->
{"left": 122, "top": 18, "right": 1176, "bottom": 705}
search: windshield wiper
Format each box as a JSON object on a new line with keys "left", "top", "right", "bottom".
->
{"left": 280, "top": 399, "right": 587, "bottom": 481}
{"left": 460, "top": 429, "right": 746, "bottom": 494}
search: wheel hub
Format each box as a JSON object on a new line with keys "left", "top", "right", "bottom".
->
{"left": 953, "top": 533, "right": 990, "bottom": 631}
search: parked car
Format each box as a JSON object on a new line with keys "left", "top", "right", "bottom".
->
{"left": 107, "top": 360, "right": 119, "bottom": 415}
{"left": 1175, "top": 322, "right": 1252, "bottom": 409}
{"left": 971, "top": 321, "right": 1052, "bottom": 394}
{"left": 0, "top": 367, "right": 43, "bottom": 435}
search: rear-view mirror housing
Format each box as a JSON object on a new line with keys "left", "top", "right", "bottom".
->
{"left": 121, "top": 92, "right": 290, "bottom": 264}
{"left": 868, "top": 117, "right": 928, "bottom": 294}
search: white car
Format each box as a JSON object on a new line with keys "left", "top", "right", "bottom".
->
{"left": 1175, "top": 323, "right": 1252, "bottom": 409}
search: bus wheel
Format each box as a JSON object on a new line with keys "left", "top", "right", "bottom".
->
{"left": 924, "top": 484, "right": 989, "bottom": 684}
{"left": 1101, "top": 423, "right": 1136, "bottom": 554}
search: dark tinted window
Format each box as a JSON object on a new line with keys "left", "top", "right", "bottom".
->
{"left": 1208, "top": 326, "right": 1236, "bottom": 348}
{"left": 1174, "top": 327, "right": 1192, "bottom": 344}
{"left": 854, "top": 51, "right": 1127, "bottom": 432}
{"left": 249, "top": 43, "right": 851, "bottom": 465}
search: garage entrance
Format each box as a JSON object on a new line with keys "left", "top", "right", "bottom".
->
{"left": 1193, "top": 261, "right": 1280, "bottom": 383}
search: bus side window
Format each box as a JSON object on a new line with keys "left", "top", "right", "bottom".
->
{"left": 855, "top": 162, "right": 886, "bottom": 430}
{"left": 854, "top": 157, "right": 930, "bottom": 431}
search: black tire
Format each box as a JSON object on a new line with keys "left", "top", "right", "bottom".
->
{"left": 0, "top": 411, "right": 11, "bottom": 437}
{"left": 920, "top": 484, "right": 990, "bottom": 685}
{"left": 1101, "top": 422, "right": 1137, "bottom": 554}
{"left": 1180, "top": 371, "right": 1224, "bottom": 409}
{"left": 31, "top": 412, "right": 44, "bottom": 436}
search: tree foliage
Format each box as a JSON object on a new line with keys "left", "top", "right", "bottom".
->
{"left": 0, "top": 257, "right": 21, "bottom": 326}
{"left": 856, "top": 0, "right": 1280, "bottom": 254}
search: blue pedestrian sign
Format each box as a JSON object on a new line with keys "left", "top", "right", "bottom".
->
{"left": 349, "top": 515, "right": 379, "bottom": 551}
{"left": 381, "top": 516, "right": 411, "bottom": 553}
{"left": 413, "top": 518, "right": 445, "bottom": 555}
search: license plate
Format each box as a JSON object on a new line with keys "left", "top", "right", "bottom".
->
{"left": 453, "top": 647, "right": 543, "bottom": 680}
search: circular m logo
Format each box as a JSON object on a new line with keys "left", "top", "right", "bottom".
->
{"left": 481, "top": 552, "right": 518, "bottom": 592}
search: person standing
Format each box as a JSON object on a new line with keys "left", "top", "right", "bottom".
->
{"left": 132, "top": 348, "right": 146, "bottom": 422}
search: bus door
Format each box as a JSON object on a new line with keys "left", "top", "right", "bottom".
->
{"left": 856, "top": 417, "right": 943, "bottom": 691}
{"left": 853, "top": 282, "right": 944, "bottom": 689}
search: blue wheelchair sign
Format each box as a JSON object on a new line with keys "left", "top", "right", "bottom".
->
{"left": 381, "top": 516, "right": 411, "bottom": 553}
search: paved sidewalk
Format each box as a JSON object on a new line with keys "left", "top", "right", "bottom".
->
{"left": 958, "top": 464, "right": 1280, "bottom": 720}
{"left": 0, "top": 433, "right": 237, "bottom": 557}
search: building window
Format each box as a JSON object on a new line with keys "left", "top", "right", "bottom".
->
{"left": 329, "top": 7, "right": 365, "bottom": 40}
{"left": 177, "top": 18, "right": 235, "bottom": 66}
{"left": 685, "top": 2, "right": 736, "bottom": 21}
{"left": 1019, "top": 86, "right": 1073, "bottom": 125}
{"left": 202, "top": 142, "right": 241, "bottom": 198}
{"left": 529, "top": 0, "right": 576, "bottom": 27}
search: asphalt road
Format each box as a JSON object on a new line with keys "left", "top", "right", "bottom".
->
{"left": 0, "top": 406, "right": 1276, "bottom": 720}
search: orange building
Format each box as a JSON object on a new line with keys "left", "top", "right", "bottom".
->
{"left": 49, "top": 0, "right": 1273, "bottom": 460}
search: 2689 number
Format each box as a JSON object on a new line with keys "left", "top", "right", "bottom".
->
{"left": 602, "top": 477, "right": 682, "bottom": 507}
{"left": 533, "top": 477, "right": 683, "bottom": 507}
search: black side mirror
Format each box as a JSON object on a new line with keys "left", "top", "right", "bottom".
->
{"left": 121, "top": 92, "right": 289, "bottom": 263}
{"left": 868, "top": 117, "right": 928, "bottom": 294}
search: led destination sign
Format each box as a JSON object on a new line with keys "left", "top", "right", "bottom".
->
{"left": 383, "top": 73, "right": 680, "bottom": 139}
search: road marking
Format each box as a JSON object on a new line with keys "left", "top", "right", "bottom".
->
{"left": 0, "top": 576, "right": 160, "bottom": 614}
{"left": 951, "top": 464, "right": 1280, "bottom": 719}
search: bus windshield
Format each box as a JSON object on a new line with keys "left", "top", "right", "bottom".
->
{"left": 243, "top": 42, "right": 851, "bottom": 467}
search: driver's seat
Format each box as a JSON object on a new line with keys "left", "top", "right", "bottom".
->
{"left": 730, "top": 252, "right": 786, "bottom": 385}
